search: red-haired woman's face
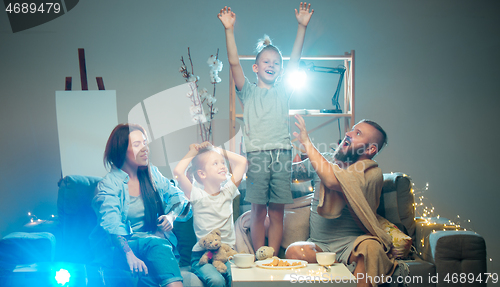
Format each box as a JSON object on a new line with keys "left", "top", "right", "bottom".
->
{"left": 125, "top": 130, "right": 149, "bottom": 169}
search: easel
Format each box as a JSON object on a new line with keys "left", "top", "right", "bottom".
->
{"left": 64, "top": 48, "right": 106, "bottom": 91}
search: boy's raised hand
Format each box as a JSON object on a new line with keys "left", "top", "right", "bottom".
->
{"left": 218, "top": 6, "right": 236, "bottom": 29}
{"left": 199, "top": 141, "right": 213, "bottom": 150}
{"left": 189, "top": 143, "right": 199, "bottom": 151}
{"left": 187, "top": 143, "right": 200, "bottom": 155}
{"left": 295, "top": 2, "right": 314, "bottom": 27}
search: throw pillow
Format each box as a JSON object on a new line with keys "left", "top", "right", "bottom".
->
{"left": 378, "top": 216, "right": 412, "bottom": 259}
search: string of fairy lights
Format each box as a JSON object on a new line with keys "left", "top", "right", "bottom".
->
{"left": 412, "top": 180, "right": 471, "bottom": 231}
{"left": 408, "top": 176, "right": 493, "bottom": 266}
{"left": 26, "top": 212, "right": 56, "bottom": 226}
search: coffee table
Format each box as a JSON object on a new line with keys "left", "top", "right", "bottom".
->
{"left": 231, "top": 262, "right": 356, "bottom": 286}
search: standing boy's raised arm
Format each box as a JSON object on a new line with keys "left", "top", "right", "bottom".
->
{"left": 288, "top": 2, "right": 314, "bottom": 72}
{"left": 218, "top": 6, "right": 245, "bottom": 91}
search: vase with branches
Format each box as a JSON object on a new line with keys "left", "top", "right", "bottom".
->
{"left": 179, "top": 47, "right": 222, "bottom": 143}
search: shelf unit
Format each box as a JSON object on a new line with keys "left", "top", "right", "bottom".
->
{"left": 229, "top": 51, "right": 355, "bottom": 152}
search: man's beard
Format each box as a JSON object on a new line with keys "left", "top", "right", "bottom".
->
{"left": 334, "top": 145, "right": 363, "bottom": 164}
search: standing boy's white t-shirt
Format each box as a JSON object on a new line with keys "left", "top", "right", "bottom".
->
{"left": 190, "top": 180, "right": 240, "bottom": 252}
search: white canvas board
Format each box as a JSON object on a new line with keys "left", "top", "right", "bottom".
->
{"left": 56, "top": 90, "right": 118, "bottom": 177}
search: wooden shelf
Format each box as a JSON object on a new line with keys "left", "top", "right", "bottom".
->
{"left": 229, "top": 51, "right": 355, "bottom": 152}
{"left": 235, "top": 111, "right": 352, "bottom": 118}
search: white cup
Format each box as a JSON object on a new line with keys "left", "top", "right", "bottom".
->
{"left": 230, "top": 253, "right": 255, "bottom": 268}
{"left": 316, "top": 252, "right": 336, "bottom": 266}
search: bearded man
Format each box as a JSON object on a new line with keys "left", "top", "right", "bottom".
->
{"left": 285, "top": 115, "right": 409, "bottom": 287}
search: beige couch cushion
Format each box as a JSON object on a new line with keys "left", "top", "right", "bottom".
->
{"left": 281, "top": 194, "right": 313, "bottom": 249}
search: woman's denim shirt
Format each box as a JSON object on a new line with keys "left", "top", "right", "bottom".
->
{"left": 91, "top": 165, "right": 191, "bottom": 250}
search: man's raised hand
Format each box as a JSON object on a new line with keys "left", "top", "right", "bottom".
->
{"left": 293, "top": 114, "right": 312, "bottom": 152}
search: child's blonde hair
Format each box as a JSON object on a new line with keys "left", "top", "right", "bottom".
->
{"left": 255, "top": 35, "right": 283, "bottom": 65}
{"left": 186, "top": 146, "right": 222, "bottom": 183}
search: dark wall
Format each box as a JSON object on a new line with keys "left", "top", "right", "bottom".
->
{"left": 1, "top": 0, "right": 498, "bottom": 274}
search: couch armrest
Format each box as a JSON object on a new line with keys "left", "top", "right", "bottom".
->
{"left": 378, "top": 173, "right": 415, "bottom": 240}
{"left": 57, "top": 175, "right": 102, "bottom": 263}
{"left": 415, "top": 218, "right": 487, "bottom": 287}
{"left": 0, "top": 232, "right": 56, "bottom": 265}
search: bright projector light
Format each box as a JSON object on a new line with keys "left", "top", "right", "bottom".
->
{"left": 55, "top": 269, "right": 71, "bottom": 285}
{"left": 287, "top": 69, "right": 307, "bottom": 90}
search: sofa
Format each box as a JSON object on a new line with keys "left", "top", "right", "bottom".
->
{"left": 1, "top": 172, "right": 487, "bottom": 287}
{"left": 234, "top": 172, "right": 487, "bottom": 287}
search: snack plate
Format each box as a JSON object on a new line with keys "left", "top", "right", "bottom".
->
{"left": 255, "top": 259, "right": 308, "bottom": 270}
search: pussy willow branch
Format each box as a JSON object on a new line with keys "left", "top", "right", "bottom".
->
{"left": 180, "top": 47, "right": 221, "bottom": 143}
{"left": 207, "top": 48, "right": 220, "bottom": 142}
{"left": 188, "top": 47, "right": 194, "bottom": 78}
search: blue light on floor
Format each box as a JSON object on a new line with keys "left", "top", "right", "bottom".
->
{"left": 55, "top": 269, "right": 71, "bottom": 285}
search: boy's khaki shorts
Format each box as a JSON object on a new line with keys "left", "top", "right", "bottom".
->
{"left": 245, "top": 149, "right": 293, "bottom": 205}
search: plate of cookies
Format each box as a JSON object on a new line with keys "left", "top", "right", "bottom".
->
{"left": 256, "top": 258, "right": 308, "bottom": 269}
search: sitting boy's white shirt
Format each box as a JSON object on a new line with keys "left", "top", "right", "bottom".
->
{"left": 190, "top": 179, "right": 240, "bottom": 252}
